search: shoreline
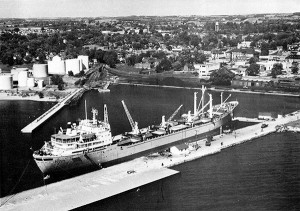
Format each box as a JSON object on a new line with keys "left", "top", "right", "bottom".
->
{"left": 0, "top": 87, "right": 80, "bottom": 102}
{"left": 1, "top": 82, "right": 300, "bottom": 102}
{"left": 115, "top": 82, "right": 300, "bottom": 97}
{"left": 0, "top": 93, "right": 58, "bottom": 102}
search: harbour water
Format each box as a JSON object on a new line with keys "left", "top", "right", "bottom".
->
{"left": 1, "top": 84, "right": 300, "bottom": 210}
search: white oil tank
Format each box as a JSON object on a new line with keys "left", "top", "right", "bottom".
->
{"left": 11, "top": 67, "right": 28, "bottom": 82}
{"left": 18, "top": 71, "right": 28, "bottom": 87}
{"left": 65, "top": 59, "right": 80, "bottom": 75}
{"left": 27, "top": 77, "right": 35, "bottom": 88}
{"left": 33, "top": 64, "right": 48, "bottom": 78}
{"left": 48, "top": 56, "right": 66, "bottom": 75}
{"left": 78, "top": 55, "right": 89, "bottom": 72}
{"left": 0, "top": 74, "right": 13, "bottom": 90}
{"left": 37, "top": 80, "right": 44, "bottom": 89}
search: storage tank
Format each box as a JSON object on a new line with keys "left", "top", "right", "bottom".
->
{"left": 0, "top": 74, "right": 13, "bottom": 90}
{"left": 48, "top": 56, "right": 66, "bottom": 75}
{"left": 37, "top": 80, "right": 44, "bottom": 89}
{"left": 65, "top": 59, "right": 80, "bottom": 75}
{"left": 78, "top": 55, "right": 89, "bottom": 71}
{"left": 33, "top": 64, "right": 48, "bottom": 78}
{"left": 18, "top": 71, "right": 28, "bottom": 87}
{"left": 27, "top": 77, "right": 35, "bottom": 88}
{"left": 11, "top": 67, "right": 29, "bottom": 82}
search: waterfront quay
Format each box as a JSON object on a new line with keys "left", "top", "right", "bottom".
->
{"left": 2, "top": 111, "right": 300, "bottom": 210}
{"left": 21, "top": 88, "right": 84, "bottom": 133}
{"left": 0, "top": 164, "right": 179, "bottom": 211}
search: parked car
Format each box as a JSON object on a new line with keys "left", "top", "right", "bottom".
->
{"left": 261, "top": 123, "right": 268, "bottom": 128}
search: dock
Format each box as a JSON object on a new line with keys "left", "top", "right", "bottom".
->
{"left": 5, "top": 112, "right": 300, "bottom": 210}
{"left": 0, "top": 164, "right": 179, "bottom": 211}
{"left": 21, "top": 88, "right": 84, "bottom": 133}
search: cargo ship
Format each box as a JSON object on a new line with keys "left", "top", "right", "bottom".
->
{"left": 33, "top": 87, "right": 238, "bottom": 174}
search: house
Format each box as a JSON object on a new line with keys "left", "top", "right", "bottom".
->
{"left": 170, "top": 143, "right": 189, "bottom": 155}
{"left": 194, "top": 62, "right": 220, "bottom": 78}
{"left": 231, "top": 76, "right": 271, "bottom": 88}
{"left": 237, "top": 41, "right": 252, "bottom": 49}
{"left": 285, "top": 54, "right": 300, "bottom": 63}
{"left": 227, "top": 48, "right": 258, "bottom": 61}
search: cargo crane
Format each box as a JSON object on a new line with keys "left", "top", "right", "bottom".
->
{"left": 121, "top": 100, "right": 139, "bottom": 135}
{"left": 160, "top": 105, "right": 183, "bottom": 128}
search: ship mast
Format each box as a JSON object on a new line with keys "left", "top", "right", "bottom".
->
{"left": 194, "top": 92, "right": 197, "bottom": 116}
{"left": 201, "top": 85, "right": 206, "bottom": 116}
{"left": 104, "top": 104, "right": 109, "bottom": 124}
{"left": 208, "top": 94, "right": 213, "bottom": 118}
{"left": 221, "top": 92, "right": 223, "bottom": 104}
{"left": 85, "top": 100, "right": 87, "bottom": 120}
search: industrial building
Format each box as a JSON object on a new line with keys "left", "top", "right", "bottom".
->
{"left": 18, "top": 71, "right": 29, "bottom": 87}
{"left": 0, "top": 74, "right": 13, "bottom": 90}
{"left": 78, "top": 55, "right": 89, "bottom": 72}
{"left": 48, "top": 56, "right": 66, "bottom": 75}
{"left": 11, "top": 67, "right": 29, "bottom": 82}
{"left": 47, "top": 55, "right": 89, "bottom": 75}
{"left": 65, "top": 59, "right": 80, "bottom": 75}
{"left": 32, "top": 64, "right": 48, "bottom": 78}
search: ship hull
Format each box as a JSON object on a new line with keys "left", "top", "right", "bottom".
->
{"left": 34, "top": 112, "right": 232, "bottom": 174}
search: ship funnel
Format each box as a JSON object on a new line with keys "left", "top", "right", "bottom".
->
{"left": 92, "top": 108, "right": 98, "bottom": 125}
{"left": 161, "top": 115, "right": 166, "bottom": 127}
{"left": 66, "top": 122, "right": 72, "bottom": 135}
{"left": 187, "top": 111, "right": 192, "bottom": 122}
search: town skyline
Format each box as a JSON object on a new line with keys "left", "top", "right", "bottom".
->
{"left": 0, "top": 0, "right": 299, "bottom": 18}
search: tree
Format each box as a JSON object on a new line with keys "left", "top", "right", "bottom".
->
{"left": 190, "top": 35, "right": 201, "bottom": 47}
{"left": 68, "top": 71, "right": 74, "bottom": 76}
{"left": 246, "top": 63, "right": 260, "bottom": 76}
{"left": 210, "top": 67, "right": 235, "bottom": 86}
{"left": 193, "top": 51, "right": 206, "bottom": 64}
{"left": 126, "top": 55, "right": 137, "bottom": 66}
{"left": 156, "top": 58, "right": 172, "bottom": 73}
{"left": 51, "top": 75, "right": 64, "bottom": 88}
{"left": 291, "top": 62, "right": 299, "bottom": 74}
{"left": 261, "top": 42, "right": 269, "bottom": 56}
{"left": 271, "top": 63, "right": 283, "bottom": 78}
{"left": 38, "top": 92, "right": 44, "bottom": 98}
{"left": 172, "top": 61, "right": 183, "bottom": 71}
{"left": 95, "top": 49, "right": 105, "bottom": 63}
{"left": 249, "top": 57, "right": 258, "bottom": 64}
{"left": 103, "top": 50, "right": 118, "bottom": 68}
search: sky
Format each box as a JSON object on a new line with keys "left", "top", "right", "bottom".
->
{"left": 0, "top": 0, "right": 299, "bottom": 18}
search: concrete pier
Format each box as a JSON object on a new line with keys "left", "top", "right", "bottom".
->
{"left": 21, "top": 88, "right": 84, "bottom": 133}
{"left": 143, "top": 111, "right": 300, "bottom": 169}
{"left": 4, "top": 112, "right": 300, "bottom": 210}
{"left": 0, "top": 166, "right": 179, "bottom": 211}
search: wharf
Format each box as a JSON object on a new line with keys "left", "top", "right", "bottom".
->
{"left": 21, "top": 88, "right": 84, "bottom": 133}
{"left": 0, "top": 165, "right": 179, "bottom": 211}
{"left": 148, "top": 111, "right": 300, "bottom": 169}
{"left": 4, "top": 113, "right": 300, "bottom": 210}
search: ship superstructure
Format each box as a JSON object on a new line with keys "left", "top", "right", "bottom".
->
{"left": 33, "top": 86, "right": 238, "bottom": 174}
